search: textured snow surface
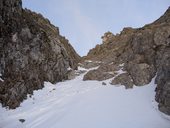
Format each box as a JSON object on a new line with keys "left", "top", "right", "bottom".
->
{"left": 0, "top": 67, "right": 170, "bottom": 128}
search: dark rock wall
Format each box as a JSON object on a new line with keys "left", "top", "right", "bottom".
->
{"left": 0, "top": 0, "right": 80, "bottom": 108}
{"left": 83, "top": 8, "right": 170, "bottom": 115}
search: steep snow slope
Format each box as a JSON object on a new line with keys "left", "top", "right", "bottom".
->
{"left": 0, "top": 67, "right": 170, "bottom": 128}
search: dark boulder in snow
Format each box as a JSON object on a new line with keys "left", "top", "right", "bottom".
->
{"left": 111, "top": 73, "right": 133, "bottom": 89}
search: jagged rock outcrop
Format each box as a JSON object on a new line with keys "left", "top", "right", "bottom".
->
{"left": 83, "top": 7, "right": 170, "bottom": 115}
{"left": 0, "top": 0, "right": 80, "bottom": 108}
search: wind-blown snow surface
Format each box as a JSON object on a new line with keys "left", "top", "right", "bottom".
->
{"left": 0, "top": 67, "right": 170, "bottom": 128}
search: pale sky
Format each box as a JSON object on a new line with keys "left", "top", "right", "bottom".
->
{"left": 23, "top": 0, "right": 170, "bottom": 56}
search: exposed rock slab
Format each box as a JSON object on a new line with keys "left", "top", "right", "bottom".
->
{"left": 83, "top": 69, "right": 116, "bottom": 81}
{"left": 111, "top": 73, "right": 133, "bottom": 89}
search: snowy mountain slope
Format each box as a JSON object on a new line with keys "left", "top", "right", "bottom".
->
{"left": 0, "top": 67, "right": 170, "bottom": 128}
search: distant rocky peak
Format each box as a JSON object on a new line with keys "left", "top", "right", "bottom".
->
{"left": 101, "top": 31, "right": 115, "bottom": 44}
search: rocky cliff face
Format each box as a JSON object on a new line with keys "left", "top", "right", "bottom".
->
{"left": 0, "top": 0, "right": 80, "bottom": 108}
{"left": 83, "top": 7, "right": 170, "bottom": 115}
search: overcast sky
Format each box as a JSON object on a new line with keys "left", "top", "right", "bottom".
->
{"left": 23, "top": 0, "right": 170, "bottom": 56}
